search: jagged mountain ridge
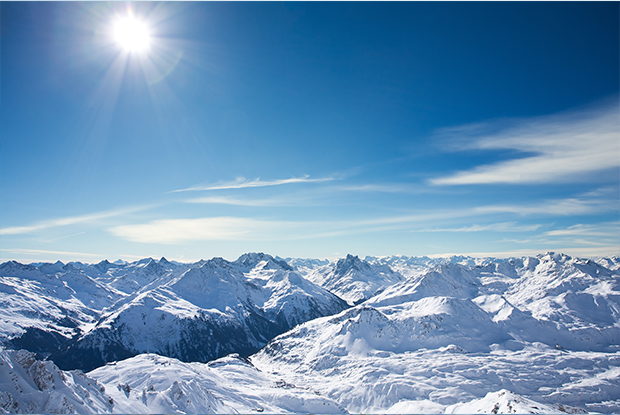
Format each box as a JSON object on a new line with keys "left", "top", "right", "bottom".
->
{"left": 1, "top": 251, "right": 619, "bottom": 413}
{"left": 251, "top": 252, "right": 620, "bottom": 413}
{"left": 2, "top": 348, "right": 591, "bottom": 414}
{"left": 0, "top": 348, "right": 348, "bottom": 414}
{"left": 0, "top": 349, "right": 113, "bottom": 414}
{"left": 303, "top": 254, "right": 405, "bottom": 305}
{"left": 0, "top": 253, "right": 348, "bottom": 372}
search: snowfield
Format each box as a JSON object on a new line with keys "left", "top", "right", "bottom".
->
{"left": 0, "top": 251, "right": 618, "bottom": 413}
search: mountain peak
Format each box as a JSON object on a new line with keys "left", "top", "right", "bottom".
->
{"left": 0, "top": 260, "right": 38, "bottom": 273}
{"left": 539, "top": 251, "right": 572, "bottom": 263}
{"left": 234, "top": 252, "right": 293, "bottom": 271}
{"left": 94, "top": 259, "right": 112, "bottom": 272}
{"left": 334, "top": 254, "right": 370, "bottom": 275}
{"left": 203, "top": 257, "right": 233, "bottom": 269}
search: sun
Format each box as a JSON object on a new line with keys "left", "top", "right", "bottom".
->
{"left": 113, "top": 14, "right": 151, "bottom": 53}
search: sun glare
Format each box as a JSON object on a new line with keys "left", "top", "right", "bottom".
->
{"left": 113, "top": 15, "right": 150, "bottom": 53}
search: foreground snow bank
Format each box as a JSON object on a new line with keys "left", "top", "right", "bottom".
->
{"left": 88, "top": 352, "right": 347, "bottom": 414}
{"left": 0, "top": 348, "right": 113, "bottom": 413}
{"left": 0, "top": 349, "right": 346, "bottom": 414}
{"left": 388, "top": 390, "right": 587, "bottom": 414}
{"left": 0, "top": 349, "right": 601, "bottom": 414}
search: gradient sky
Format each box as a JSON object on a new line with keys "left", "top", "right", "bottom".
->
{"left": 1, "top": 2, "right": 619, "bottom": 263}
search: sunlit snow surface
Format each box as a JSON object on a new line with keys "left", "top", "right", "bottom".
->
{"left": 0, "top": 349, "right": 113, "bottom": 414}
{"left": 253, "top": 334, "right": 618, "bottom": 413}
{"left": 0, "top": 251, "right": 618, "bottom": 413}
{"left": 253, "top": 253, "right": 620, "bottom": 413}
{"left": 0, "top": 253, "right": 348, "bottom": 371}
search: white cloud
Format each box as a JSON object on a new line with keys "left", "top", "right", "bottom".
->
{"left": 109, "top": 216, "right": 364, "bottom": 244}
{"left": 184, "top": 195, "right": 312, "bottom": 207}
{"left": 109, "top": 217, "right": 269, "bottom": 243}
{"left": 430, "top": 102, "right": 620, "bottom": 185}
{"left": 106, "top": 202, "right": 564, "bottom": 245}
{"left": 0, "top": 248, "right": 104, "bottom": 260}
{"left": 185, "top": 196, "right": 277, "bottom": 206}
{"left": 183, "top": 182, "right": 435, "bottom": 205}
{"left": 545, "top": 222, "right": 620, "bottom": 237}
{"left": 352, "top": 196, "right": 613, "bottom": 230}
{"left": 0, "top": 206, "right": 150, "bottom": 235}
{"left": 171, "top": 175, "right": 336, "bottom": 192}
{"left": 336, "top": 184, "right": 425, "bottom": 193}
{"left": 474, "top": 197, "right": 614, "bottom": 216}
{"left": 428, "top": 246, "right": 620, "bottom": 259}
{"left": 416, "top": 222, "right": 541, "bottom": 233}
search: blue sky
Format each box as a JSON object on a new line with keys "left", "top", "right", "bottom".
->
{"left": 1, "top": 2, "right": 619, "bottom": 263}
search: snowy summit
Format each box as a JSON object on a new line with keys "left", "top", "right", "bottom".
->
{"left": 0, "top": 251, "right": 618, "bottom": 414}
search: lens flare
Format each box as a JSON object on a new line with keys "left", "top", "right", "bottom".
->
{"left": 113, "top": 15, "right": 150, "bottom": 53}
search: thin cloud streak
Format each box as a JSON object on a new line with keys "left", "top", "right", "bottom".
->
{"left": 185, "top": 195, "right": 309, "bottom": 207}
{"left": 429, "top": 246, "right": 620, "bottom": 259}
{"left": 184, "top": 182, "right": 440, "bottom": 206}
{"left": 545, "top": 222, "right": 620, "bottom": 237}
{"left": 108, "top": 196, "right": 596, "bottom": 244}
{"left": 414, "top": 222, "right": 542, "bottom": 233}
{"left": 110, "top": 217, "right": 265, "bottom": 243}
{"left": 0, "top": 248, "right": 105, "bottom": 260}
{"left": 351, "top": 196, "right": 610, "bottom": 230}
{"left": 431, "top": 102, "right": 620, "bottom": 185}
{"left": 185, "top": 196, "right": 278, "bottom": 207}
{"left": 335, "top": 184, "right": 429, "bottom": 194}
{"left": 0, "top": 206, "right": 152, "bottom": 235}
{"left": 42, "top": 232, "right": 87, "bottom": 243}
{"left": 171, "top": 175, "right": 337, "bottom": 192}
{"left": 474, "top": 198, "right": 615, "bottom": 216}
{"left": 499, "top": 227, "right": 619, "bottom": 256}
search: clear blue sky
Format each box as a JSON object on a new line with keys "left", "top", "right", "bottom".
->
{"left": 1, "top": 2, "right": 619, "bottom": 263}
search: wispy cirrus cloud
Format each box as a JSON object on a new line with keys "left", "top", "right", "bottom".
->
{"left": 0, "top": 206, "right": 151, "bottom": 235}
{"left": 109, "top": 216, "right": 367, "bottom": 244}
{"left": 171, "top": 175, "right": 337, "bottom": 193}
{"left": 0, "top": 248, "right": 158, "bottom": 264}
{"left": 498, "top": 221, "right": 620, "bottom": 256}
{"left": 431, "top": 101, "right": 620, "bottom": 185}
{"left": 336, "top": 184, "right": 422, "bottom": 193}
{"left": 353, "top": 196, "right": 615, "bottom": 230}
{"left": 185, "top": 196, "right": 280, "bottom": 206}
{"left": 427, "top": 246, "right": 620, "bottom": 259}
{"left": 415, "top": 222, "right": 542, "bottom": 233}
{"left": 331, "top": 182, "right": 453, "bottom": 195}
{"left": 109, "top": 217, "right": 267, "bottom": 243}
{"left": 184, "top": 182, "right": 438, "bottom": 205}
{"left": 107, "top": 215, "right": 422, "bottom": 245}
{"left": 544, "top": 222, "right": 620, "bottom": 237}
{"left": 474, "top": 197, "right": 616, "bottom": 216}
{"left": 108, "top": 196, "right": 597, "bottom": 245}
{"left": 184, "top": 195, "right": 315, "bottom": 207}
{"left": 0, "top": 248, "right": 105, "bottom": 260}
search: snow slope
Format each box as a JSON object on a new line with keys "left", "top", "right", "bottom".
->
{"left": 0, "top": 347, "right": 346, "bottom": 414}
{"left": 388, "top": 389, "right": 587, "bottom": 414}
{"left": 0, "top": 347, "right": 602, "bottom": 414}
{"left": 0, "top": 348, "right": 113, "bottom": 413}
{"left": 304, "top": 254, "right": 404, "bottom": 305}
{"left": 88, "top": 352, "right": 347, "bottom": 414}
{"left": 1, "top": 251, "right": 618, "bottom": 413}
{"left": 48, "top": 254, "right": 348, "bottom": 371}
{"left": 0, "top": 261, "right": 125, "bottom": 357}
{"left": 251, "top": 252, "right": 620, "bottom": 413}
{"left": 252, "top": 314, "right": 620, "bottom": 413}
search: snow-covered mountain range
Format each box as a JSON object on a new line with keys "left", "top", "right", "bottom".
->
{"left": 1, "top": 253, "right": 347, "bottom": 372}
{"left": 0, "top": 251, "right": 618, "bottom": 413}
{"left": 303, "top": 254, "right": 404, "bottom": 305}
